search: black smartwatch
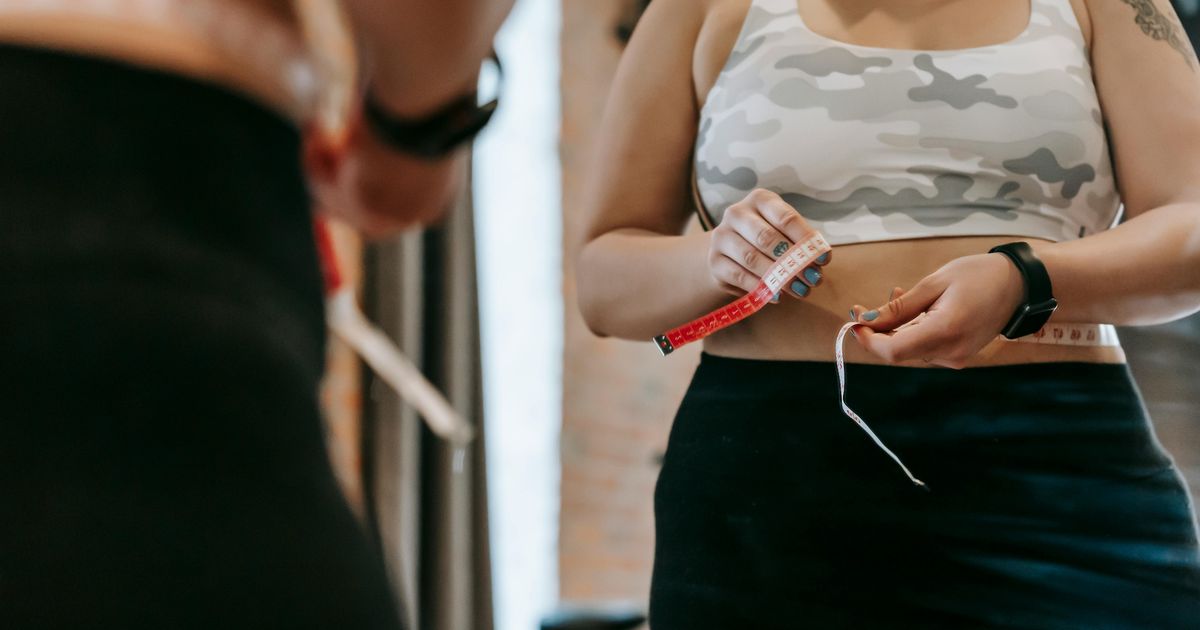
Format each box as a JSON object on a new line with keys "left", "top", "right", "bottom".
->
{"left": 988, "top": 241, "right": 1058, "bottom": 339}
{"left": 363, "top": 51, "right": 502, "bottom": 160}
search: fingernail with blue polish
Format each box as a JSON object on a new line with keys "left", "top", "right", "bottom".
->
{"left": 771, "top": 291, "right": 781, "bottom": 303}
{"left": 804, "top": 268, "right": 822, "bottom": 284}
{"left": 790, "top": 280, "right": 809, "bottom": 297}
{"left": 862, "top": 310, "right": 879, "bottom": 322}
{"left": 816, "top": 253, "right": 830, "bottom": 264}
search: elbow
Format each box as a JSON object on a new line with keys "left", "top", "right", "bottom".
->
{"left": 575, "top": 241, "right": 615, "bottom": 338}
{"left": 577, "top": 300, "right": 613, "bottom": 339}
{"left": 575, "top": 282, "right": 609, "bottom": 338}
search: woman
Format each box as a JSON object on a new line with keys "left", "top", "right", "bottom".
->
{"left": 0, "top": 1, "right": 506, "bottom": 627}
{"left": 577, "top": 0, "right": 1200, "bottom": 626}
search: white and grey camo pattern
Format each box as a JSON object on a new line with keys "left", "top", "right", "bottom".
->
{"left": 695, "top": 0, "right": 1121, "bottom": 245}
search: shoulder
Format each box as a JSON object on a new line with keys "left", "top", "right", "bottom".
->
{"left": 1069, "top": 0, "right": 1095, "bottom": 49}
{"left": 639, "top": 0, "right": 724, "bottom": 28}
{"left": 693, "top": 0, "right": 753, "bottom": 99}
{"left": 698, "top": 0, "right": 755, "bottom": 46}
{"left": 645, "top": 0, "right": 751, "bottom": 44}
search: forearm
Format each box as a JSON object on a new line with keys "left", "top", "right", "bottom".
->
{"left": 345, "top": 0, "right": 514, "bottom": 116}
{"left": 1038, "top": 202, "right": 1200, "bottom": 326}
{"left": 577, "top": 229, "right": 732, "bottom": 340}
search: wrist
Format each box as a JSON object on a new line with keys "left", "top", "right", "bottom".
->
{"left": 700, "top": 231, "right": 729, "bottom": 297}
{"left": 367, "top": 72, "right": 480, "bottom": 119}
{"left": 1029, "top": 240, "right": 1064, "bottom": 299}
{"left": 989, "top": 251, "right": 1028, "bottom": 314}
{"left": 987, "top": 241, "right": 1059, "bottom": 339}
{"left": 361, "top": 51, "right": 500, "bottom": 160}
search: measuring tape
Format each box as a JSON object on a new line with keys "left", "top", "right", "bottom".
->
{"left": 652, "top": 232, "right": 1119, "bottom": 354}
{"left": 654, "top": 233, "right": 833, "bottom": 355}
{"left": 315, "top": 219, "right": 475, "bottom": 452}
{"left": 1010, "top": 322, "right": 1119, "bottom": 346}
{"left": 1, "top": 1, "right": 474, "bottom": 454}
{"left": 654, "top": 230, "right": 1119, "bottom": 487}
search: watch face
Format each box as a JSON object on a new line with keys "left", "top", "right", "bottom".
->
{"left": 1028, "top": 298, "right": 1059, "bottom": 316}
{"left": 1003, "top": 298, "right": 1058, "bottom": 340}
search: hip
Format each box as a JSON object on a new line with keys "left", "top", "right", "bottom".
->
{"left": 652, "top": 355, "right": 1200, "bottom": 624}
{"left": 660, "top": 355, "right": 1185, "bottom": 504}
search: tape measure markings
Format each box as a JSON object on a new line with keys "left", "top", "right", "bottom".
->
{"left": 654, "top": 233, "right": 832, "bottom": 355}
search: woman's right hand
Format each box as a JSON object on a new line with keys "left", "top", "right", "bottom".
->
{"left": 707, "top": 188, "right": 831, "bottom": 300}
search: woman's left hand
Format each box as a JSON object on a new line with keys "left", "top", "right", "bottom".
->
{"left": 849, "top": 253, "right": 1028, "bottom": 369}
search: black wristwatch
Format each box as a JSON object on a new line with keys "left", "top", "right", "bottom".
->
{"left": 988, "top": 241, "right": 1058, "bottom": 339}
{"left": 363, "top": 51, "right": 502, "bottom": 160}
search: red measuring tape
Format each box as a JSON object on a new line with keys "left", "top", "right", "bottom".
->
{"left": 654, "top": 233, "right": 832, "bottom": 355}
{"left": 652, "top": 230, "right": 1116, "bottom": 487}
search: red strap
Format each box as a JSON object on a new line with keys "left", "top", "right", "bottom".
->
{"left": 654, "top": 233, "right": 831, "bottom": 355}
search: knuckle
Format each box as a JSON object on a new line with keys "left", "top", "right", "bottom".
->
{"left": 729, "top": 268, "right": 750, "bottom": 289}
{"left": 710, "top": 227, "right": 732, "bottom": 248}
{"left": 741, "top": 247, "right": 761, "bottom": 269}
{"left": 754, "top": 226, "right": 777, "bottom": 250}
{"left": 714, "top": 230, "right": 740, "bottom": 255}
{"left": 712, "top": 265, "right": 734, "bottom": 289}
{"left": 775, "top": 211, "right": 807, "bottom": 233}
{"left": 748, "top": 188, "right": 774, "bottom": 204}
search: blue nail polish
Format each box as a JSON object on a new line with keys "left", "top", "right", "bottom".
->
{"left": 772, "top": 291, "right": 781, "bottom": 303}
{"left": 790, "top": 280, "right": 809, "bottom": 296}
{"left": 816, "top": 253, "right": 830, "bottom": 264}
{"left": 804, "top": 268, "right": 822, "bottom": 284}
{"left": 863, "top": 310, "right": 879, "bottom": 322}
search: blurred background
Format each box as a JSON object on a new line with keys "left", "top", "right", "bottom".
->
{"left": 321, "top": 1, "right": 1200, "bottom": 629}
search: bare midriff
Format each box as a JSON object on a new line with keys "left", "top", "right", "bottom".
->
{"left": 693, "top": 0, "right": 1120, "bottom": 368}
{"left": 0, "top": 0, "right": 302, "bottom": 117}
{"left": 702, "top": 235, "right": 1127, "bottom": 366}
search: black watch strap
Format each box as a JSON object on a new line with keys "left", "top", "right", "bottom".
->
{"left": 363, "top": 52, "right": 501, "bottom": 160}
{"left": 988, "top": 241, "right": 1058, "bottom": 339}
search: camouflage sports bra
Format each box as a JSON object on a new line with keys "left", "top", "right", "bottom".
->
{"left": 694, "top": 0, "right": 1121, "bottom": 245}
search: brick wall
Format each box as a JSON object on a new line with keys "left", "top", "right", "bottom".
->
{"left": 559, "top": 0, "right": 701, "bottom": 606}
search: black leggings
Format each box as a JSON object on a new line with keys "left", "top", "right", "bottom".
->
{"left": 651, "top": 354, "right": 1200, "bottom": 628}
{"left": 0, "top": 45, "right": 401, "bottom": 629}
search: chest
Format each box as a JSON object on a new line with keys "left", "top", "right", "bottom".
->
{"left": 693, "top": 0, "right": 1089, "bottom": 106}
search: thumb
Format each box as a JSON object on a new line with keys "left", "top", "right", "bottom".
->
{"left": 852, "top": 276, "right": 944, "bottom": 331}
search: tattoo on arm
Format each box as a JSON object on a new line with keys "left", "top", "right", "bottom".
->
{"left": 1118, "top": 0, "right": 1198, "bottom": 70}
